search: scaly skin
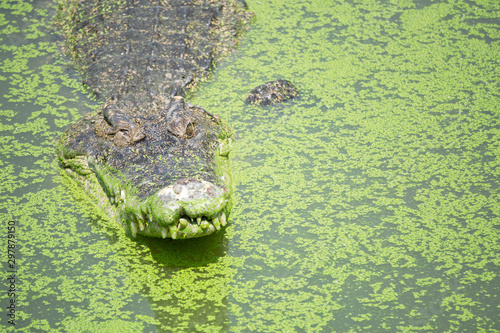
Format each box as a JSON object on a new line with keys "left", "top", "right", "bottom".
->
{"left": 57, "top": 0, "right": 251, "bottom": 239}
{"left": 246, "top": 80, "right": 298, "bottom": 105}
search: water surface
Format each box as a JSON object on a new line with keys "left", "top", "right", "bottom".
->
{"left": 0, "top": 0, "right": 499, "bottom": 331}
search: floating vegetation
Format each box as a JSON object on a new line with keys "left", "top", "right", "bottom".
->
{"left": 0, "top": 0, "right": 499, "bottom": 332}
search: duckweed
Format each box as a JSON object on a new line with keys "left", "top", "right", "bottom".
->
{"left": 0, "top": 0, "right": 499, "bottom": 332}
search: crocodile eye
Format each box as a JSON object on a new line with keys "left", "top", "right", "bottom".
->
{"left": 185, "top": 122, "right": 196, "bottom": 139}
{"left": 166, "top": 96, "right": 197, "bottom": 139}
{"left": 167, "top": 116, "right": 197, "bottom": 139}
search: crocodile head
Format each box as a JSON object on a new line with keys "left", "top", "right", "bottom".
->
{"left": 59, "top": 96, "right": 232, "bottom": 239}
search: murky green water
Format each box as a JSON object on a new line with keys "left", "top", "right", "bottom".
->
{"left": 1, "top": 0, "right": 499, "bottom": 332}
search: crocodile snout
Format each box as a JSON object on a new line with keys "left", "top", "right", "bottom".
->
{"left": 127, "top": 178, "right": 228, "bottom": 239}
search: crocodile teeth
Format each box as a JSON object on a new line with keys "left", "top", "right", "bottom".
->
{"left": 212, "top": 218, "right": 221, "bottom": 231}
{"left": 121, "top": 190, "right": 126, "bottom": 200}
{"left": 161, "top": 227, "right": 169, "bottom": 239}
{"left": 219, "top": 212, "right": 227, "bottom": 226}
{"left": 205, "top": 223, "right": 216, "bottom": 234}
{"left": 130, "top": 222, "right": 138, "bottom": 238}
{"left": 139, "top": 222, "right": 145, "bottom": 231}
{"left": 179, "top": 218, "right": 189, "bottom": 228}
{"left": 192, "top": 225, "right": 202, "bottom": 235}
{"left": 148, "top": 213, "right": 153, "bottom": 222}
{"left": 197, "top": 217, "right": 202, "bottom": 225}
{"left": 200, "top": 220, "right": 211, "bottom": 230}
{"left": 169, "top": 225, "right": 178, "bottom": 240}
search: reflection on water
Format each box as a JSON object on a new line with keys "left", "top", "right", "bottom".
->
{"left": 0, "top": 0, "right": 499, "bottom": 332}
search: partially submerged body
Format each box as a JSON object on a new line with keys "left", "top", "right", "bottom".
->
{"left": 246, "top": 80, "right": 298, "bottom": 105}
{"left": 57, "top": 0, "right": 251, "bottom": 239}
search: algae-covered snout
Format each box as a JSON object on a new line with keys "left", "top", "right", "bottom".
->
{"left": 139, "top": 178, "right": 229, "bottom": 239}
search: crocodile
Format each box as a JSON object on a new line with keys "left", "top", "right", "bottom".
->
{"left": 57, "top": 0, "right": 252, "bottom": 239}
{"left": 246, "top": 80, "right": 298, "bottom": 105}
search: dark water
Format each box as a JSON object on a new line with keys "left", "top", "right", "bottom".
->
{"left": 0, "top": 0, "right": 499, "bottom": 332}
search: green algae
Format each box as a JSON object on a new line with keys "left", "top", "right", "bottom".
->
{"left": 190, "top": 0, "right": 500, "bottom": 331}
{"left": 1, "top": 0, "right": 500, "bottom": 332}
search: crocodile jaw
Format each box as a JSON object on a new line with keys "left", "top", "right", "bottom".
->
{"left": 128, "top": 178, "right": 229, "bottom": 239}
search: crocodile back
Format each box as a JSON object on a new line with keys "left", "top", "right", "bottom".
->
{"left": 64, "top": 0, "right": 249, "bottom": 114}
